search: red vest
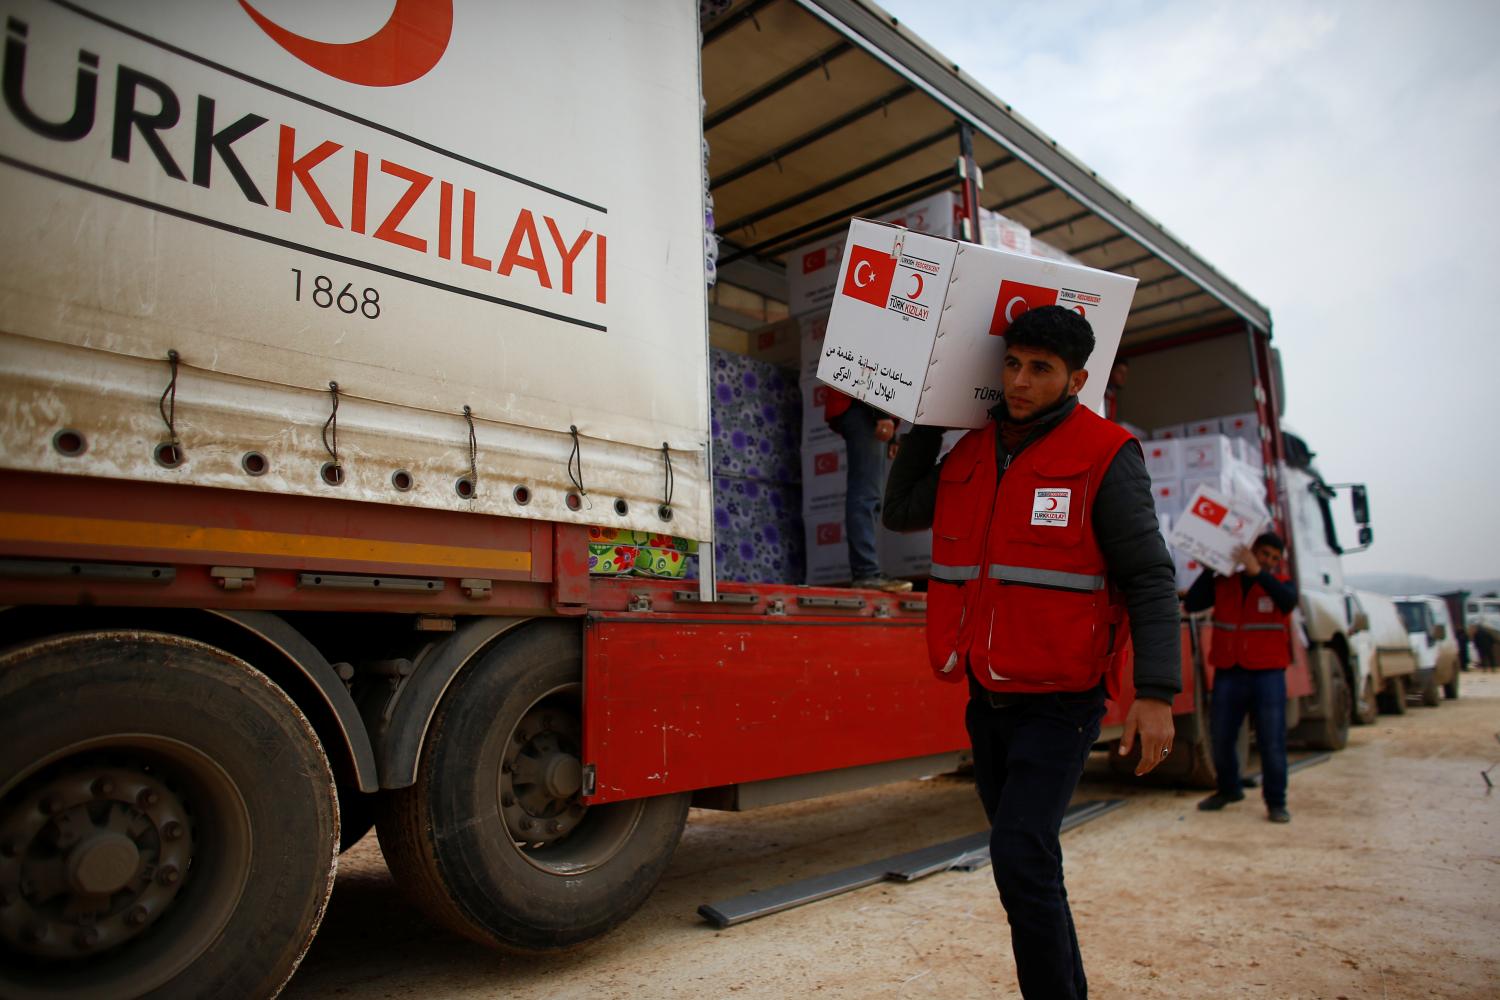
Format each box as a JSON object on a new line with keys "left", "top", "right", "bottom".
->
{"left": 1208, "top": 574, "right": 1292, "bottom": 670}
{"left": 926, "top": 405, "right": 1133, "bottom": 693}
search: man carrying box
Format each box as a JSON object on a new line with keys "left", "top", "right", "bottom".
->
{"left": 1184, "top": 532, "right": 1298, "bottom": 822}
{"left": 883, "top": 305, "right": 1180, "bottom": 1000}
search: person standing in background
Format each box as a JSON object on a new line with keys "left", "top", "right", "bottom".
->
{"left": 825, "top": 390, "right": 911, "bottom": 593}
{"left": 1184, "top": 533, "right": 1298, "bottom": 823}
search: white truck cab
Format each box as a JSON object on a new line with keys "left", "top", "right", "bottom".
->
{"left": 1394, "top": 596, "right": 1461, "bottom": 704}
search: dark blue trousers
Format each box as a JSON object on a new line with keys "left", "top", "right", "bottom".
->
{"left": 1210, "top": 666, "right": 1288, "bottom": 808}
{"left": 966, "top": 676, "right": 1107, "bottom": 1000}
{"left": 830, "top": 401, "right": 885, "bottom": 579}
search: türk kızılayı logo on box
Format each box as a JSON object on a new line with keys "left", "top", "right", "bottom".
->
{"left": 840, "top": 245, "right": 897, "bottom": 308}
{"left": 816, "top": 522, "right": 843, "bottom": 545}
{"left": 813, "top": 452, "right": 839, "bottom": 475}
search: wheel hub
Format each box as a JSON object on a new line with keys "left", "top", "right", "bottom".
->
{"left": 67, "top": 832, "right": 141, "bottom": 896}
{"left": 0, "top": 762, "right": 193, "bottom": 959}
{"left": 500, "top": 708, "right": 586, "bottom": 846}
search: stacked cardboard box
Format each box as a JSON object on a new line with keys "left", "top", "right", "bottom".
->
{"left": 710, "top": 348, "right": 804, "bottom": 582}
{"left": 1144, "top": 413, "right": 1271, "bottom": 591}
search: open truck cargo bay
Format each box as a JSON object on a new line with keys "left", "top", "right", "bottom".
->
{"left": 0, "top": 3, "right": 1374, "bottom": 998}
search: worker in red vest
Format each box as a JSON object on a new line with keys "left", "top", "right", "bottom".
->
{"left": 884, "top": 305, "right": 1181, "bottom": 1000}
{"left": 1183, "top": 532, "right": 1298, "bottom": 822}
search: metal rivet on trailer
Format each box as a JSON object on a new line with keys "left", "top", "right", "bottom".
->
{"left": 390, "top": 469, "right": 413, "bottom": 492}
{"left": 320, "top": 462, "right": 344, "bottom": 487}
{"left": 51, "top": 428, "right": 87, "bottom": 457}
{"left": 455, "top": 476, "right": 476, "bottom": 500}
{"left": 241, "top": 451, "right": 268, "bottom": 476}
{"left": 565, "top": 492, "right": 583, "bottom": 512}
{"left": 613, "top": 498, "right": 628, "bottom": 517}
{"left": 512, "top": 485, "right": 531, "bottom": 506}
{"left": 153, "top": 442, "right": 184, "bottom": 469}
{"left": 657, "top": 504, "right": 673, "bottom": 522}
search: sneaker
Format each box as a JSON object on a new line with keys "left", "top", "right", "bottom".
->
{"left": 1268, "top": 807, "right": 1291, "bottom": 823}
{"left": 1196, "top": 792, "right": 1245, "bottom": 811}
{"left": 850, "top": 576, "right": 913, "bottom": 593}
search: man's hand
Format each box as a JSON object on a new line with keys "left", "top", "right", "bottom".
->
{"left": 874, "top": 418, "right": 896, "bottom": 443}
{"left": 1118, "top": 698, "right": 1175, "bottom": 776}
{"left": 1234, "top": 544, "right": 1261, "bottom": 576}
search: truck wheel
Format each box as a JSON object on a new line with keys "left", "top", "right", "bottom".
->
{"left": 0, "top": 632, "right": 337, "bottom": 1000}
{"left": 1418, "top": 671, "right": 1441, "bottom": 707}
{"left": 1109, "top": 659, "right": 1246, "bottom": 790}
{"left": 377, "top": 621, "right": 690, "bottom": 952}
{"left": 1376, "top": 674, "right": 1407, "bottom": 715}
{"left": 1443, "top": 670, "right": 1460, "bottom": 701}
{"left": 1353, "top": 672, "right": 1379, "bottom": 726}
{"left": 1297, "top": 655, "right": 1350, "bottom": 751}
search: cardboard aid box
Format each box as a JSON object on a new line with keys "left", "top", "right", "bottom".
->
{"left": 1167, "top": 486, "right": 1268, "bottom": 577}
{"left": 816, "top": 219, "right": 1139, "bottom": 428}
{"left": 1142, "top": 439, "right": 1183, "bottom": 479}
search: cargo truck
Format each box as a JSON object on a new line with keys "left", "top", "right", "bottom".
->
{"left": 0, "top": 1, "right": 1373, "bottom": 996}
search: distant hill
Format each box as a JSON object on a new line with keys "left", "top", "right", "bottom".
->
{"left": 1347, "top": 573, "right": 1500, "bottom": 598}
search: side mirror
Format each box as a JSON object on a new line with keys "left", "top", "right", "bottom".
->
{"left": 1352, "top": 610, "right": 1370, "bottom": 633}
{"left": 1351, "top": 485, "right": 1370, "bottom": 525}
{"left": 1432, "top": 622, "right": 1448, "bottom": 642}
{"left": 1358, "top": 525, "right": 1373, "bottom": 547}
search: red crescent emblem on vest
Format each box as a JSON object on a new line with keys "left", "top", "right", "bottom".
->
{"left": 239, "top": 0, "right": 454, "bottom": 87}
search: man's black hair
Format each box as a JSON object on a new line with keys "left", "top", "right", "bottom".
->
{"left": 1004, "top": 305, "right": 1096, "bottom": 371}
{"left": 1254, "top": 531, "right": 1286, "bottom": 552}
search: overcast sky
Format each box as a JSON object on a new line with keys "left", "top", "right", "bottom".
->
{"left": 876, "top": 0, "right": 1500, "bottom": 581}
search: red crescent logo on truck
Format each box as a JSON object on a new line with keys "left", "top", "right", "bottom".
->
{"left": 239, "top": 0, "right": 454, "bottom": 87}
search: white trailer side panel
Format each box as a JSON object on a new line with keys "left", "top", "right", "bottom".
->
{"left": 0, "top": 0, "right": 711, "bottom": 539}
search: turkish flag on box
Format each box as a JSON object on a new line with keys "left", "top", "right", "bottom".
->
{"left": 840, "top": 245, "right": 897, "bottom": 308}
{"left": 1168, "top": 485, "right": 1266, "bottom": 576}
{"left": 989, "top": 280, "right": 1060, "bottom": 335}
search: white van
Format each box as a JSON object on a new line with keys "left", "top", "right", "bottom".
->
{"left": 1394, "top": 596, "right": 1461, "bottom": 704}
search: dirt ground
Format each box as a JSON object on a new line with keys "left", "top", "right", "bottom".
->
{"left": 285, "top": 673, "right": 1500, "bottom": 999}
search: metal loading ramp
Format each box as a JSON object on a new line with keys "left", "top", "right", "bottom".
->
{"left": 699, "top": 798, "right": 1126, "bottom": 928}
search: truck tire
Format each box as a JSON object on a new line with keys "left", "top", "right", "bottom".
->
{"left": 0, "top": 631, "right": 337, "bottom": 1000}
{"left": 1109, "top": 657, "right": 1247, "bottom": 790}
{"left": 377, "top": 621, "right": 690, "bottom": 952}
{"left": 1376, "top": 674, "right": 1408, "bottom": 715}
{"left": 1418, "top": 671, "right": 1441, "bottom": 707}
{"left": 1293, "top": 648, "right": 1350, "bottom": 751}
{"left": 1354, "top": 671, "right": 1380, "bottom": 726}
{"left": 1443, "top": 670, "right": 1460, "bottom": 701}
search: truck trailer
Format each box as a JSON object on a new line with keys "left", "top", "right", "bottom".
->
{"left": 0, "top": 2, "right": 1373, "bottom": 996}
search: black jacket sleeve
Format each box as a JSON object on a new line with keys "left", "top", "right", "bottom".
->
{"left": 882, "top": 424, "right": 946, "bottom": 532}
{"left": 1182, "top": 568, "right": 1218, "bottom": 614}
{"left": 1092, "top": 441, "right": 1183, "bottom": 702}
{"left": 1255, "top": 571, "right": 1299, "bottom": 613}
